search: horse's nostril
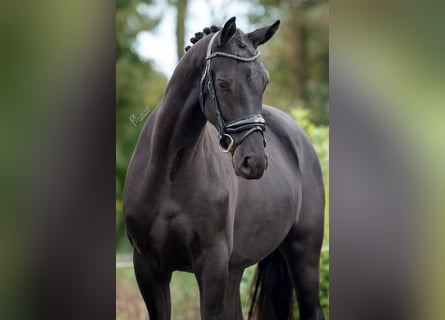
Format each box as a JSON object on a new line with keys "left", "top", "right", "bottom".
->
{"left": 243, "top": 156, "right": 250, "bottom": 169}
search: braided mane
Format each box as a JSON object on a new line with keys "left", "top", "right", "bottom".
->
{"left": 185, "top": 25, "right": 248, "bottom": 53}
{"left": 184, "top": 26, "right": 220, "bottom": 52}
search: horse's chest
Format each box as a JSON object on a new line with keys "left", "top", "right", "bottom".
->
{"left": 152, "top": 193, "right": 229, "bottom": 238}
{"left": 147, "top": 210, "right": 197, "bottom": 271}
{"left": 146, "top": 186, "right": 231, "bottom": 270}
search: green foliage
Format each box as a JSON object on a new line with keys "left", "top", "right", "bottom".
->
{"left": 116, "top": 0, "right": 161, "bottom": 59}
{"left": 247, "top": 0, "right": 329, "bottom": 125}
{"left": 319, "top": 250, "right": 330, "bottom": 319}
{"left": 240, "top": 265, "right": 256, "bottom": 316}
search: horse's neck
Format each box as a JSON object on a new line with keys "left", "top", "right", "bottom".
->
{"left": 150, "top": 55, "right": 207, "bottom": 158}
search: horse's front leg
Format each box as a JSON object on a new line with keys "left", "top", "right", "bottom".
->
{"left": 223, "top": 269, "right": 244, "bottom": 320}
{"left": 195, "top": 240, "right": 230, "bottom": 320}
{"left": 133, "top": 250, "right": 172, "bottom": 320}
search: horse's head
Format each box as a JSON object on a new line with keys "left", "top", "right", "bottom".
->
{"left": 198, "top": 17, "right": 280, "bottom": 179}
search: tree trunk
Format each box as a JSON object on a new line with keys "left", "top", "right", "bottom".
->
{"left": 290, "top": 7, "right": 306, "bottom": 99}
{"left": 175, "top": 0, "right": 188, "bottom": 61}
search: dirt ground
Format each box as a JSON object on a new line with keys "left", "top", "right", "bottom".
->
{"left": 116, "top": 276, "right": 148, "bottom": 320}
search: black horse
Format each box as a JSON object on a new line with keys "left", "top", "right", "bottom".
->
{"left": 123, "top": 17, "right": 325, "bottom": 320}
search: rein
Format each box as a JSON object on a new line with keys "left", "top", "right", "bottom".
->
{"left": 199, "top": 32, "right": 266, "bottom": 154}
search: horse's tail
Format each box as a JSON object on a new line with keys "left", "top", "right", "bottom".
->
{"left": 248, "top": 250, "right": 295, "bottom": 320}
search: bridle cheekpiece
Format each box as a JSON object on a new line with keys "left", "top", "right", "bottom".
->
{"left": 199, "top": 31, "right": 267, "bottom": 154}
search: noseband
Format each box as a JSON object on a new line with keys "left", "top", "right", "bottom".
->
{"left": 199, "top": 32, "right": 266, "bottom": 154}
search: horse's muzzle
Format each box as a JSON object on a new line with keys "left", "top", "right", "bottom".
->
{"left": 234, "top": 153, "right": 268, "bottom": 179}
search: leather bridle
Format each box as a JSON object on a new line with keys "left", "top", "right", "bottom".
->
{"left": 199, "top": 32, "right": 267, "bottom": 154}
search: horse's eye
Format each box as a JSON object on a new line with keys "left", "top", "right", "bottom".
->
{"left": 216, "top": 79, "right": 230, "bottom": 90}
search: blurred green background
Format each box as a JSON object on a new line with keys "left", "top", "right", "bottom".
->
{"left": 116, "top": 0, "right": 329, "bottom": 319}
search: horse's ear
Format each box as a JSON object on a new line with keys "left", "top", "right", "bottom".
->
{"left": 219, "top": 16, "right": 237, "bottom": 45}
{"left": 248, "top": 20, "right": 280, "bottom": 48}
